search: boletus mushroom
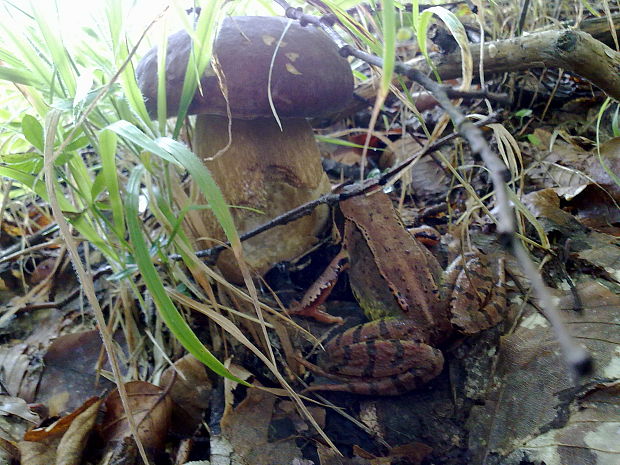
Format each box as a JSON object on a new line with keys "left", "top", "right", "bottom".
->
{"left": 137, "top": 16, "right": 353, "bottom": 282}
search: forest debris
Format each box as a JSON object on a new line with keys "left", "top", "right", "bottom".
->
{"left": 524, "top": 189, "right": 620, "bottom": 281}
{"left": 347, "top": 23, "right": 620, "bottom": 118}
{"left": 36, "top": 330, "right": 123, "bottom": 416}
{"left": 101, "top": 381, "right": 173, "bottom": 462}
{"left": 219, "top": 386, "right": 302, "bottom": 465}
{"left": 19, "top": 397, "right": 102, "bottom": 465}
{"left": 466, "top": 280, "right": 620, "bottom": 464}
{"left": 379, "top": 134, "right": 448, "bottom": 198}
{"left": 0, "top": 395, "right": 40, "bottom": 443}
{"left": 159, "top": 354, "right": 212, "bottom": 435}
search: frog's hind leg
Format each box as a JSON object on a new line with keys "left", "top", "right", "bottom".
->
{"left": 444, "top": 253, "right": 506, "bottom": 334}
{"left": 299, "top": 319, "right": 445, "bottom": 395}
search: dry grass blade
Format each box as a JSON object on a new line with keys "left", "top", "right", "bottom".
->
{"left": 167, "top": 289, "right": 340, "bottom": 452}
{"left": 42, "top": 110, "right": 151, "bottom": 465}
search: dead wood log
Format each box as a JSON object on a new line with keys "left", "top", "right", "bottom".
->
{"left": 434, "top": 29, "right": 620, "bottom": 99}
{"left": 343, "top": 17, "right": 620, "bottom": 117}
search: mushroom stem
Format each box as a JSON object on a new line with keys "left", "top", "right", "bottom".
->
{"left": 191, "top": 114, "right": 331, "bottom": 282}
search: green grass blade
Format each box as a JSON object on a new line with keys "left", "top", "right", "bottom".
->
{"left": 106, "top": 120, "right": 241, "bottom": 250}
{"left": 381, "top": 0, "right": 396, "bottom": 97}
{"left": 99, "top": 129, "right": 125, "bottom": 237}
{"left": 106, "top": 120, "right": 182, "bottom": 165}
{"left": 126, "top": 165, "right": 249, "bottom": 385}
{"left": 67, "top": 153, "right": 93, "bottom": 206}
{"left": 104, "top": 0, "right": 154, "bottom": 132}
{"left": 418, "top": 7, "right": 472, "bottom": 88}
{"left": 0, "top": 65, "right": 43, "bottom": 87}
{"left": 154, "top": 137, "right": 241, "bottom": 249}
{"left": 30, "top": 1, "right": 76, "bottom": 96}
{"left": 172, "top": 0, "right": 225, "bottom": 138}
{"left": 156, "top": 19, "right": 169, "bottom": 133}
{"left": 0, "top": 166, "right": 77, "bottom": 213}
{"left": 0, "top": 15, "right": 52, "bottom": 89}
{"left": 321, "top": 0, "right": 381, "bottom": 53}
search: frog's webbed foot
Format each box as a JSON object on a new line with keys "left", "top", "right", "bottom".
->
{"left": 444, "top": 253, "right": 506, "bottom": 334}
{"left": 287, "top": 250, "right": 347, "bottom": 325}
{"left": 302, "top": 366, "right": 443, "bottom": 396}
{"left": 288, "top": 303, "right": 344, "bottom": 325}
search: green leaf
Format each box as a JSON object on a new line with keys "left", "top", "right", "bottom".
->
{"left": 526, "top": 133, "right": 542, "bottom": 146}
{"left": 515, "top": 109, "right": 533, "bottom": 118}
{"left": 21, "top": 115, "right": 44, "bottom": 152}
{"left": 64, "top": 134, "right": 90, "bottom": 152}
{"left": 0, "top": 165, "right": 77, "bottom": 213}
{"left": 30, "top": 2, "right": 76, "bottom": 96}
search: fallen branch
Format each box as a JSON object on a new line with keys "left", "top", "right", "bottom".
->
{"left": 345, "top": 17, "right": 620, "bottom": 117}
{"left": 434, "top": 29, "right": 620, "bottom": 99}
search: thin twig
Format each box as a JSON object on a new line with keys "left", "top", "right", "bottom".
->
{"left": 172, "top": 114, "right": 497, "bottom": 263}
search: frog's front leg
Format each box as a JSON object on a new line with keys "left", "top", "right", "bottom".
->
{"left": 301, "top": 318, "right": 444, "bottom": 395}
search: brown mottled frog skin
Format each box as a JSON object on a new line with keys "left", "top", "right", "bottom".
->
{"left": 292, "top": 191, "right": 505, "bottom": 395}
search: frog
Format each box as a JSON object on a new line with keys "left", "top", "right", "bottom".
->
{"left": 290, "top": 190, "right": 505, "bottom": 395}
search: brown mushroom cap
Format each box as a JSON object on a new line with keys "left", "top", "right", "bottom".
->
{"left": 137, "top": 16, "right": 354, "bottom": 119}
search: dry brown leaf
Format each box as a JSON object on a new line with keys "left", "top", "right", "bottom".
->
{"left": 527, "top": 133, "right": 620, "bottom": 203}
{"left": 275, "top": 400, "right": 325, "bottom": 434}
{"left": 17, "top": 433, "right": 56, "bottom": 465}
{"left": 0, "top": 395, "right": 39, "bottom": 425}
{"left": 317, "top": 443, "right": 351, "bottom": 464}
{"left": 524, "top": 189, "right": 620, "bottom": 281}
{"left": 584, "top": 137, "right": 620, "bottom": 201}
{"left": 384, "top": 443, "right": 434, "bottom": 465}
{"left": 332, "top": 146, "right": 366, "bottom": 166}
{"left": 0, "top": 307, "right": 66, "bottom": 403}
{"left": 379, "top": 135, "right": 448, "bottom": 197}
{"left": 29, "top": 257, "right": 58, "bottom": 285}
{"left": 101, "top": 381, "right": 172, "bottom": 459}
{"left": 55, "top": 398, "right": 103, "bottom": 465}
{"left": 19, "top": 397, "right": 101, "bottom": 465}
{"left": 466, "top": 279, "right": 620, "bottom": 464}
{"left": 0, "top": 395, "right": 40, "bottom": 443}
{"left": 527, "top": 130, "right": 591, "bottom": 190}
{"left": 576, "top": 231, "right": 620, "bottom": 282}
{"left": 220, "top": 386, "right": 302, "bottom": 465}
{"left": 36, "top": 330, "right": 122, "bottom": 416}
{"left": 159, "top": 354, "right": 212, "bottom": 435}
{"left": 0, "top": 437, "right": 20, "bottom": 463}
{"left": 0, "top": 207, "right": 52, "bottom": 238}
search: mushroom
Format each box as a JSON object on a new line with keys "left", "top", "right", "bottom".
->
{"left": 137, "top": 16, "right": 353, "bottom": 282}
